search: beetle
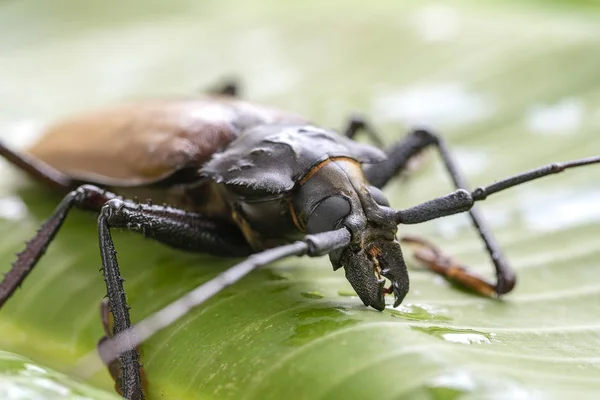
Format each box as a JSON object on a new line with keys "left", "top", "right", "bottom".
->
{"left": 0, "top": 82, "right": 598, "bottom": 399}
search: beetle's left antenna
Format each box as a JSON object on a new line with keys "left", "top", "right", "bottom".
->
{"left": 74, "top": 228, "right": 351, "bottom": 377}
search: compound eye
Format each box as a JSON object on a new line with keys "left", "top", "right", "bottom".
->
{"left": 306, "top": 196, "right": 351, "bottom": 233}
{"left": 368, "top": 186, "right": 389, "bottom": 207}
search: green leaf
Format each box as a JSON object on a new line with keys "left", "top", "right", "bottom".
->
{"left": 0, "top": 351, "right": 118, "bottom": 400}
{"left": 1, "top": 1, "right": 600, "bottom": 399}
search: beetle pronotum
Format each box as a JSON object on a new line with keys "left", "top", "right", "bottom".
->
{"left": 0, "top": 82, "right": 598, "bottom": 399}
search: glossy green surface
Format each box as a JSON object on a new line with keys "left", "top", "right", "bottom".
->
{"left": 0, "top": 351, "right": 118, "bottom": 400}
{"left": 1, "top": 1, "right": 600, "bottom": 399}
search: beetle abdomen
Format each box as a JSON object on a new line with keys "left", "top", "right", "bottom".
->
{"left": 27, "top": 97, "right": 307, "bottom": 187}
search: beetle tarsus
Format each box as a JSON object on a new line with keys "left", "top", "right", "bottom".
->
{"left": 342, "top": 114, "right": 385, "bottom": 147}
{"left": 401, "top": 235, "right": 501, "bottom": 298}
{"left": 209, "top": 79, "right": 240, "bottom": 97}
{"left": 98, "top": 299, "right": 148, "bottom": 399}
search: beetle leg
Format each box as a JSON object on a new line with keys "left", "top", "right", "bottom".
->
{"left": 98, "top": 299, "right": 149, "bottom": 397}
{"left": 0, "top": 141, "right": 72, "bottom": 190}
{"left": 96, "top": 197, "right": 255, "bottom": 398}
{"left": 342, "top": 114, "right": 385, "bottom": 147}
{"left": 207, "top": 79, "right": 240, "bottom": 97}
{"left": 0, "top": 183, "right": 254, "bottom": 399}
{"left": 97, "top": 198, "right": 252, "bottom": 256}
{"left": 0, "top": 184, "right": 143, "bottom": 399}
{"left": 91, "top": 217, "right": 142, "bottom": 400}
{"left": 400, "top": 235, "right": 497, "bottom": 297}
{"left": 365, "top": 128, "right": 516, "bottom": 296}
{"left": 98, "top": 299, "right": 124, "bottom": 390}
{"left": 0, "top": 184, "right": 250, "bottom": 306}
{"left": 363, "top": 128, "right": 439, "bottom": 189}
{"left": 0, "top": 184, "right": 115, "bottom": 307}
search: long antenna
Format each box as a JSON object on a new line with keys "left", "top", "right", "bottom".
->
{"left": 73, "top": 228, "right": 351, "bottom": 378}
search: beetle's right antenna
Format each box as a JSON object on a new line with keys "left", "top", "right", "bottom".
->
{"left": 74, "top": 228, "right": 351, "bottom": 379}
{"left": 393, "top": 155, "right": 600, "bottom": 296}
{"left": 395, "top": 155, "right": 600, "bottom": 223}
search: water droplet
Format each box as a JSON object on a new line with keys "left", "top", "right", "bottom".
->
{"left": 289, "top": 307, "right": 359, "bottom": 345}
{"left": 412, "top": 326, "right": 494, "bottom": 345}
{"left": 295, "top": 307, "right": 350, "bottom": 320}
{"left": 301, "top": 291, "right": 325, "bottom": 299}
{"left": 426, "top": 370, "right": 476, "bottom": 398}
{"left": 443, "top": 333, "right": 491, "bottom": 345}
{"left": 388, "top": 303, "right": 452, "bottom": 322}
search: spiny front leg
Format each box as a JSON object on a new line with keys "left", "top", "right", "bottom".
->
{"left": 98, "top": 200, "right": 144, "bottom": 400}
{"left": 97, "top": 299, "right": 148, "bottom": 397}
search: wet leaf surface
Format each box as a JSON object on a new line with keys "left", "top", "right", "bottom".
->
{"left": 1, "top": 1, "right": 599, "bottom": 399}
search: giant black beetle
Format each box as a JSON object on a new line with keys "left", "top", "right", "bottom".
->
{"left": 0, "top": 82, "right": 598, "bottom": 399}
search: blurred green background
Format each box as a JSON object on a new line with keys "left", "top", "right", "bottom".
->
{"left": 1, "top": 0, "right": 600, "bottom": 399}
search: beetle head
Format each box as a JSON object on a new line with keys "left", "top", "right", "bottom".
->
{"left": 291, "top": 158, "right": 409, "bottom": 310}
